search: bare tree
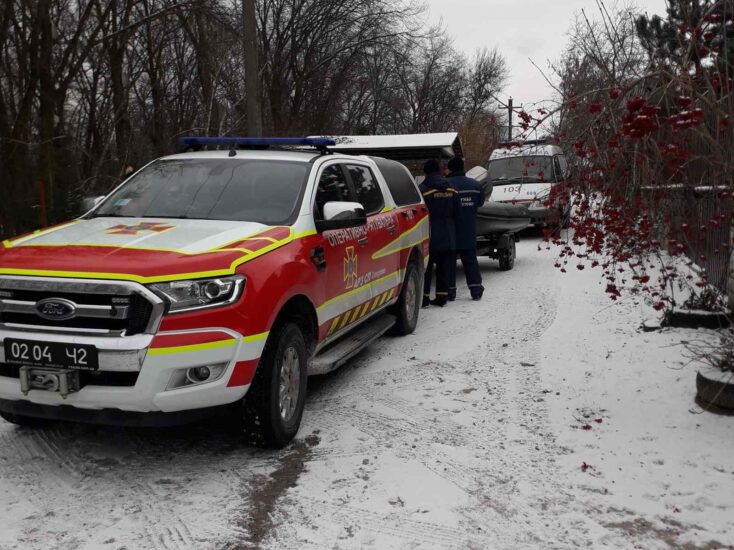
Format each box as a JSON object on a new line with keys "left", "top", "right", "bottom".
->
{"left": 0, "top": 0, "right": 507, "bottom": 238}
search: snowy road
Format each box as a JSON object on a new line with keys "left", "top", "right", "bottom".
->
{"left": 2, "top": 235, "right": 733, "bottom": 549}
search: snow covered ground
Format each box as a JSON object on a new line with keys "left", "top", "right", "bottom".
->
{"left": 1, "top": 234, "right": 733, "bottom": 549}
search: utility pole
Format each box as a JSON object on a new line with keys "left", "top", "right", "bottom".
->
{"left": 243, "top": 0, "right": 262, "bottom": 136}
{"left": 507, "top": 97, "right": 513, "bottom": 142}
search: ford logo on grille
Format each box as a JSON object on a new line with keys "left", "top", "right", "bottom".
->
{"left": 35, "top": 298, "right": 77, "bottom": 321}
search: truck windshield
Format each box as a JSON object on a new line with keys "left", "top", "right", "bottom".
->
{"left": 488, "top": 156, "right": 555, "bottom": 183}
{"left": 93, "top": 158, "right": 310, "bottom": 225}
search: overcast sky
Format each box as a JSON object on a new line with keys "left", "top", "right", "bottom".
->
{"left": 428, "top": 0, "right": 668, "bottom": 111}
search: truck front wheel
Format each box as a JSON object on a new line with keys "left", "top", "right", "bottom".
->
{"left": 238, "top": 322, "right": 308, "bottom": 448}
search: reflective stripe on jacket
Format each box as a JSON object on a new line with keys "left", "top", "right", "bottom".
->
{"left": 419, "top": 174, "right": 460, "bottom": 252}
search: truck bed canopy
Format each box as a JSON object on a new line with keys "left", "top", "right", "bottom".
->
{"left": 312, "top": 133, "right": 463, "bottom": 171}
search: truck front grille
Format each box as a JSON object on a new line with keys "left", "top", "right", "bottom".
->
{"left": 0, "top": 277, "right": 162, "bottom": 337}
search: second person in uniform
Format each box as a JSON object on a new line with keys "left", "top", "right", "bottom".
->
{"left": 446, "top": 156, "right": 485, "bottom": 301}
{"left": 419, "top": 160, "right": 460, "bottom": 307}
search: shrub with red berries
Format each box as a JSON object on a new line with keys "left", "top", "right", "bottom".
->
{"left": 539, "top": 0, "right": 733, "bottom": 313}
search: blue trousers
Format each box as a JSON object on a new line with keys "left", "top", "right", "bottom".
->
{"left": 424, "top": 250, "right": 453, "bottom": 299}
{"left": 448, "top": 249, "right": 484, "bottom": 299}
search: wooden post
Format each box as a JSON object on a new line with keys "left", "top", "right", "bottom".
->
{"left": 38, "top": 180, "right": 48, "bottom": 228}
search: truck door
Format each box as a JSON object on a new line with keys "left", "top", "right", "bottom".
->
{"left": 313, "top": 163, "right": 372, "bottom": 338}
{"left": 344, "top": 163, "right": 400, "bottom": 304}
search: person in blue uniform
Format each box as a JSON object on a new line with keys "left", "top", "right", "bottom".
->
{"left": 419, "top": 159, "right": 460, "bottom": 307}
{"left": 446, "top": 156, "right": 485, "bottom": 301}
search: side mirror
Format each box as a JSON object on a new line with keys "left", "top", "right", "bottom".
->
{"left": 81, "top": 195, "right": 106, "bottom": 213}
{"left": 316, "top": 201, "right": 367, "bottom": 231}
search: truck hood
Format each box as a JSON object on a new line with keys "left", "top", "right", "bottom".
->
{"left": 488, "top": 182, "right": 552, "bottom": 205}
{"left": 0, "top": 217, "right": 296, "bottom": 283}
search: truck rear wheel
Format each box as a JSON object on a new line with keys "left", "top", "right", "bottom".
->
{"left": 238, "top": 322, "right": 308, "bottom": 448}
{"left": 390, "top": 257, "right": 422, "bottom": 335}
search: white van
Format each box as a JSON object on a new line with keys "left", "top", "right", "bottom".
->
{"left": 487, "top": 141, "right": 569, "bottom": 226}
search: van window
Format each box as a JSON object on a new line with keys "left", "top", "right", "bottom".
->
{"left": 347, "top": 165, "right": 384, "bottom": 216}
{"left": 370, "top": 157, "right": 422, "bottom": 206}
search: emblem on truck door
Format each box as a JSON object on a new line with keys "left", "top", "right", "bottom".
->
{"left": 35, "top": 298, "right": 77, "bottom": 321}
{"left": 343, "top": 246, "right": 358, "bottom": 289}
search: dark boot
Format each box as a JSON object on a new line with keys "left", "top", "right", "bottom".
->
{"left": 422, "top": 295, "right": 431, "bottom": 308}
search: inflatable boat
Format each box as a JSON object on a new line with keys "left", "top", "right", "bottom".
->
{"left": 476, "top": 202, "right": 531, "bottom": 236}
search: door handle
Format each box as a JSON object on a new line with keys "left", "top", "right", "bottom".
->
{"left": 357, "top": 237, "right": 369, "bottom": 247}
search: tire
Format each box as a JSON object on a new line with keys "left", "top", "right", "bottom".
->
{"left": 0, "top": 411, "right": 49, "bottom": 428}
{"left": 235, "top": 322, "right": 308, "bottom": 448}
{"left": 696, "top": 371, "right": 734, "bottom": 412}
{"left": 498, "top": 239, "right": 516, "bottom": 271}
{"left": 390, "top": 256, "right": 423, "bottom": 336}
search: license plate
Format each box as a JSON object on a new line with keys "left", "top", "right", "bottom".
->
{"left": 4, "top": 339, "right": 98, "bottom": 371}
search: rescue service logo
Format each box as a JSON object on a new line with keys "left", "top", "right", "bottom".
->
{"left": 105, "top": 222, "right": 175, "bottom": 236}
{"left": 343, "top": 246, "right": 358, "bottom": 289}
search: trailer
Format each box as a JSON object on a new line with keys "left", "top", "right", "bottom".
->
{"left": 475, "top": 202, "right": 531, "bottom": 271}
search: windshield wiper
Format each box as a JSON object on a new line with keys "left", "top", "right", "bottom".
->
{"left": 491, "top": 177, "right": 524, "bottom": 183}
{"left": 88, "top": 213, "right": 129, "bottom": 219}
{"left": 493, "top": 176, "right": 545, "bottom": 183}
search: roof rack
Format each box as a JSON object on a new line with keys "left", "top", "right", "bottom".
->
{"left": 177, "top": 136, "right": 336, "bottom": 155}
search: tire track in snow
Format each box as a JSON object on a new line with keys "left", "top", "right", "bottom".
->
{"left": 266, "top": 496, "right": 489, "bottom": 549}
{"left": 1, "top": 240, "right": 592, "bottom": 549}
{"left": 0, "top": 422, "right": 287, "bottom": 549}
{"left": 259, "top": 251, "right": 579, "bottom": 548}
{"left": 452, "top": 282, "right": 591, "bottom": 546}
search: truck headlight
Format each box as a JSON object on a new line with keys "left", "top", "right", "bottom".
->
{"left": 150, "top": 275, "right": 245, "bottom": 314}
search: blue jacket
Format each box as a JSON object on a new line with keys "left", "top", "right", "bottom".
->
{"left": 419, "top": 175, "right": 460, "bottom": 252}
{"left": 447, "top": 171, "right": 485, "bottom": 250}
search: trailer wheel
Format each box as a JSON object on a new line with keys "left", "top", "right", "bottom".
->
{"left": 235, "top": 322, "right": 308, "bottom": 448}
{"left": 498, "top": 239, "right": 516, "bottom": 271}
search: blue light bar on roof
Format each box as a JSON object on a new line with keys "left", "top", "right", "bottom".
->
{"left": 178, "top": 136, "right": 336, "bottom": 149}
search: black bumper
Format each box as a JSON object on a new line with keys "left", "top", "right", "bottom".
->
{"left": 0, "top": 398, "right": 227, "bottom": 428}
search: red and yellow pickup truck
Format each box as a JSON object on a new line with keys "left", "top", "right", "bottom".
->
{"left": 0, "top": 138, "right": 428, "bottom": 447}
